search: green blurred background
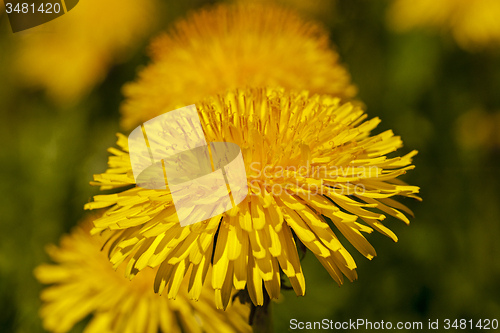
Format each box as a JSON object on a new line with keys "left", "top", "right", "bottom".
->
{"left": 1, "top": 0, "right": 500, "bottom": 332}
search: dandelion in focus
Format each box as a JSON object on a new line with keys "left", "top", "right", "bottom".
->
{"left": 86, "top": 87, "right": 420, "bottom": 309}
{"left": 120, "top": 2, "right": 356, "bottom": 129}
{"left": 13, "top": 0, "right": 159, "bottom": 103}
{"left": 387, "top": 0, "right": 500, "bottom": 50}
{"left": 35, "top": 215, "right": 251, "bottom": 333}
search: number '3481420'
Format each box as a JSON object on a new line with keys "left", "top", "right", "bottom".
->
{"left": 4, "top": 1, "right": 79, "bottom": 33}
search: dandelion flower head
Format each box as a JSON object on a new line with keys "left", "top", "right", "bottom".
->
{"left": 86, "top": 87, "right": 420, "bottom": 309}
{"left": 120, "top": 2, "right": 357, "bottom": 129}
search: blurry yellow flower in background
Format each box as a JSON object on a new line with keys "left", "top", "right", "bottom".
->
{"left": 86, "top": 87, "right": 419, "bottom": 309}
{"left": 120, "top": 2, "right": 356, "bottom": 130}
{"left": 455, "top": 108, "right": 500, "bottom": 151}
{"left": 35, "top": 215, "right": 251, "bottom": 333}
{"left": 387, "top": 0, "right": 500, "bottom": 50}
{"left": 12, "top": 0, "right": 159, "bottom": 104}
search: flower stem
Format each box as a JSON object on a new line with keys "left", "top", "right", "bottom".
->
{"left": 250, "top": 293, "right": 273, "bottom": 333}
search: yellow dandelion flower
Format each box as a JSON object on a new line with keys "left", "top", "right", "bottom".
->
{"left": 35, "top": 216, "right": 251, "bottom": 333}
{"left": 85, "top": 87, "right": 420, "bottom": 309}
{"left": 387, "top": 0, "right": 500, "bottom": 50}
{"left": 120, "top": 2, "right": 356, "bottom": 130}
{"left": 13, "top": 0, "right": 159, "bottom": 103}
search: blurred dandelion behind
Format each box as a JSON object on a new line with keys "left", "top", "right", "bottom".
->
{"left": 120, "top": 2, "right": 356, "bottom": 129}
{"left": 11, "top": 0, "right": 160, "bottom": 104}
{"left": 35, "top": 215, "right": 251, "bottom": 333}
